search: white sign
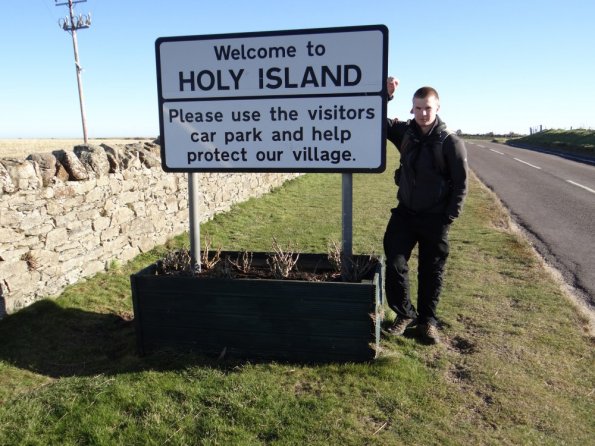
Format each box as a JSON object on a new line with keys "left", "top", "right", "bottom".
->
{"left": 156, "top": 25, "right": 388, "bottom": 172}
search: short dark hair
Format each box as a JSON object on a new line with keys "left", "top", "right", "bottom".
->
{"left": 413, "top": 86, "right": 439, "bottom": 100}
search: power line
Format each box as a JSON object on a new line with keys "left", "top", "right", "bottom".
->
{"left": 56, "top": 0, "right": 92, "bottom": 143}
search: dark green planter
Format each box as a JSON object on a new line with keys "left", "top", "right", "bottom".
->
{"left": 130, "top": 252, "right": 383, "bottom": 362}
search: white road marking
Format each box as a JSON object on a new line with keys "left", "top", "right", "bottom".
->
{"left": 567, "top": 180, "right": 595, "bottom": 194}
{"left": 477, "top": 144, "right": 486, "bottom": 148}
{"left": 514, "top": 158, "right": 541, "bottom": 169}
{"left": 490, "top": 149, "right": 504, "bottom": 155}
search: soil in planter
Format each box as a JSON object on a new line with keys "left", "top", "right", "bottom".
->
{"left": 198, "top": 265, "right": 343, "bottom": 282}
{"left": 154, "top": 249, "right": 378, "bottom": 283}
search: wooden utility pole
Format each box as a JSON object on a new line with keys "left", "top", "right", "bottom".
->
{"left": 56, "top": 0, "right": 91, "bottom": 143}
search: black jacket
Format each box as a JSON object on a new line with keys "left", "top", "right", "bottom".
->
{"left": 386, "top": 116, "right": 468, "bottom": 221}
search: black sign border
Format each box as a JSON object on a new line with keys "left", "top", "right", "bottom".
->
{"left": 155, "top": 24, "right": 388, "bottom": 174}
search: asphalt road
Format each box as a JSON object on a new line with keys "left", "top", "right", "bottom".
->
{"left": 465, "top": 140, "right": 595, "bottom": 307}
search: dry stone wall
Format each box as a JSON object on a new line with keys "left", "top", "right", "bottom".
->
{"left": 0, "top": 141, "right": 298, "bottom": 318}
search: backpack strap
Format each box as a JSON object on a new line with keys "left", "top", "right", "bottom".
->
{"left": 432, "top": 128, "right": 453, "bottom": 176}
{"left": 399, "top": 125, "right": 416, "bottom": 156}
{"left": 394, "top": 126, "right": 416, "bottom": 186}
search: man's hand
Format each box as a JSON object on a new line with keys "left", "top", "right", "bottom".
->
{"left": 387, "top": 76, "right": 400, "bottom": 97}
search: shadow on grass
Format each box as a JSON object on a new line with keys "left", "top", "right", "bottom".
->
{"left": 0, "top": 299, "right": 240, "bottom": 378}
{"left": 0, "top": 299, "right": 133, "bottom": 377}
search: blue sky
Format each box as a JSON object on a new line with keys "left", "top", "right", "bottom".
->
{"left": 1, "top": 0, "right": 593, "bottom": 138}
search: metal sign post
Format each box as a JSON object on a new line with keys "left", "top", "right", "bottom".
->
{"left": 188, "top": 172, "right": 201, "bottom": 272}
{"left": 341, "top": 173, "right": 353, "bottom": 278}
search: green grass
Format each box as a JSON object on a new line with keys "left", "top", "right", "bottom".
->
{"left": 510, "top": 128, "right": 595, "bottom": 156}
{"left": 0, "top": 148, "right": 593, "bottom": 445}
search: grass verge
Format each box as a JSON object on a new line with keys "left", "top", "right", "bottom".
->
{"left": 509, "top": 129, "right": 595, "bottom": 157}
{"left": 0, "top": 148, "right": 593, "bottom": 445}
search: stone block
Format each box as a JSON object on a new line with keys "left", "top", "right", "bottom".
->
{"left": 0, "top": 227, "right": 25, "bottom": 244}
{"left": 46, "top": 200, "right": 65, "bottom": 216}
{"left": 28, "top": 153, "right": 58, "bottom": 187}
{"left": 76, "top": 207, "right": 101, "bottom": 221}
{"left": 70, "top": 178, "right": 97, "bottom": 195}
{"left": 0, "top": 258, "right": 28, "bottom": 278}
{"left": 68, "top": 224, "right": 93, "bottom": 240}
{"left": 19, "top": 210, "right": 45, "bottom": 231}
{"left": 61, "top": 195, "right": 85, "bottom": 211}
{"left": 121, "top": 245, "right": 140, "bottom": 262}
{"left": 96, "top": 176, "right": 110, "bottom": 187}
{"left": 110, "top": 206, "right": 135, "bottom": 226}
{"left": 137, "top": 236, "right": 156, "bottom": 253}
{"left": 152, "top": 213, "right": 168, "bottom": 231}
{"left": 53, "top": 210, "right": 79, "bottom": 228}
{"left": 100, "top": 144, "right": 122, "bottom": 173}
{"left": 81, "top": 260, "right": 105, "bottom": 277}
{"left": 139, "top": 149, "right": 161, "bottom": 168}
{"left": 51, "top": 184, "right": 77, "bottom": 199}
{"left": 0, "top": 208, "right": 22, "bottom": 227}
{"left": 2, "top": 266, "right": 39, "bottom": 296}
{"left": 0, "top": 161, "right": 16, "bottom": 194}
{"left": 11, "top": 192, "right": 44, "bottom": 212}
{"left": 119, "top": 190, "right": 141, "bottom": 205}
{"left": 3, "top": 159, "right": 42, "bottom": 190}
{"left": 74, "top": 145, "right": 110, "bottom": 178}
{"left": 120, "top": 179, "right": 136, "bottom": 192}
{"left": 60, "top": 254, "right": 84, "bottom": 272}
{"left": 109, "top": 180, "right": 123, "bottom": 194}
{"left": 103, "top": 198, "right": 117, "bottom": 213}
{"left": 29, "top": 249, "right": 60, "bottom": 269}
{"left": 79, "top": 233, "right": 101, "bottom": 251}
{"left": 122, "top": 217, "right": 155, "bottom": 235}
{"left": 40, "top": 270, "right": 67, "bottom": 296}
{"left": 64, "top": 267, "right": 82, "bottom": 285}
{"left": 121, "top": 151, "right": 143, "bottom": 172}
{"left": 56, "top": 163, "right": 70, "bottom": 182}
{"left": 92, "top": 216, "right": 110, "bottom": 231}
{"left": 56, "top": 240, "right": 80, "bottom": 253}
{"left": 130, "top": 201, "right": 146, "bottom": 217}
{"left": 102, "top": 236, "right": 129, "bottom": 253}
{"left": 85, "top": 185, "right": 108, "bottom": 203}
{"left": 45, "top": 227, "right": 68, "bottom": 250}
{"left": 165, "top": 196, "right": 179, "bottom": 212}
{"left": 100, "top": 226, "right": 121, "bottom": 242}
{"left": 60, "top": 151, "right": 89, "bottom": 181}
{"left": 81, "top": 246, "right": 103, "bottom": 262}
{"left": 4, "top": 293, "right": 24, "bottom": 315}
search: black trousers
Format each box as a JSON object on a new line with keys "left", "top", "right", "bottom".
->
{"left": 383, "top": 207, "right": 450, "bottom": 326}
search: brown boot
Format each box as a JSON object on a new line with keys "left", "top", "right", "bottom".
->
{"left": 385, "top": 317, "right": 415, "bottom": 336}
{"left": 417, "top": 323, "right": 440, "bottom": 344}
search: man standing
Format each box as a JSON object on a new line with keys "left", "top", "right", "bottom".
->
{"left": 384, "top": 78, "right": 468, "bottom": 344}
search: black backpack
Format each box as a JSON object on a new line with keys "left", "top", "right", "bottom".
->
{"left": 394, "top": 126, "right": 452, "bottom": 185}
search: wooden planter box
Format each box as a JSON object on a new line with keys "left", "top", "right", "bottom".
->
{"left": 130, "top": 252, "right": 383, "bottom": 362}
